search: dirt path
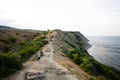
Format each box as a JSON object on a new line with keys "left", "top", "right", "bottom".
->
{"left": 3, "top": 42, "right": 78, "bottom": 80}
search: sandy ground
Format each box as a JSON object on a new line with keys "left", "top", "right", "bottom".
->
{"left": 2, "top": 42, "right": 78, "bottom": 80}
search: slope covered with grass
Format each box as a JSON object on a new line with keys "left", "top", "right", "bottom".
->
{"left": 0, "top": 30, "right": 48, "bottom": 78}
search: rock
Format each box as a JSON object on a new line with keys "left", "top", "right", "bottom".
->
{"left": 26, "top": 70, "right": 45, "bottom": 80}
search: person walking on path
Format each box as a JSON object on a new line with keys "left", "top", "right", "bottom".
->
{"left": 37, "top": 50, "right": 41, "bottom": 62}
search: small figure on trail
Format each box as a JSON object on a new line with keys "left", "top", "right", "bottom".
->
{"left": 37, "top": 50, "right": 41, "bottom": 62}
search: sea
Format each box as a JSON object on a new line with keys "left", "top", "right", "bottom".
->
{"left": 87, "top": 36, "right": 120, "bottom": 71}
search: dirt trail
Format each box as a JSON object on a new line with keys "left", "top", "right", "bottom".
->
{"left": 3, "top": 42, "right": 78, "bottom": 80}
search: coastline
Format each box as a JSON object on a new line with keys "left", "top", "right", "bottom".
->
{"left": 87, "top": 36, "right": 120, "bottom": 71}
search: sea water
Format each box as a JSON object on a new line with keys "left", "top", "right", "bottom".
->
{"left": 87, "top": 36, "right": 120, "bottom": 71}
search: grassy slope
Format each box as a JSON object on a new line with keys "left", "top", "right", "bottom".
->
{"left": 0, "top": 29, "right": 48, "bottom": 78}
{"left": 0, "top": 29, "right": 40, "bottom": 53}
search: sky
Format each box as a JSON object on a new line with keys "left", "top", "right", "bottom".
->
{"left": 0, "top": 0, "right": 120, "bottom": 36}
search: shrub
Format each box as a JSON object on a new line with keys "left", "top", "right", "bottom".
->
{"left": 9, "top": 37, "right": 16, "bottom": 42}
{"left": 89, "top": 77, "right": 95, "bottom": 80}
{"left": 0, "top": 38, "right": 10, "bottom": 43}
{"left": 72, "top": 53, "right": 81, "bottom": 64}
{"left": 40, "top": 36, "right": 46, "bottom": 39}
{"left": 0, "top": 37, "right": 16, "bottom": 44}
{"left": 19, "top": 42, "right": 24, "bottom": 45}
{"left": 0, "top": 53, "right": 22, "bottom": 77}
{"left": 43, "top": 31, "right": 48, "bottom": 35}
{"left": 67, "top": 49, "right": 85, "bottom": 63}
{"left": 16, "top": 33, "right": 19, "bottom": 35}
{"left": 80, "top": 57, "right": 95, "bottom": 74}
{"left": 43, "top": 40, "right": 48, "bottom": 44}
{"left": 18, "top": 37, "right": 48, "bottom": 61}
{"left": 96, "top": 75, "right": 106, "bottom": 80}
{"left": 18, "top": 45, "right": 38, "bottom": 61}
{"left": 4, "top": 44, "right": 12, "bottom": 52}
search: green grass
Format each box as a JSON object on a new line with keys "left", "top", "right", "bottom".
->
{"left": 66, "top": 49, "right": 120, "bottom": 80}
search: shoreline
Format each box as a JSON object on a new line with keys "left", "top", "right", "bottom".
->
{"left": 87, "top": 38, "right": 120, "bottom": 71}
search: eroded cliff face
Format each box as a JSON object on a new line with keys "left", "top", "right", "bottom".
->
{"left": 49, "top": 30, "right": 91, "bottom": 53}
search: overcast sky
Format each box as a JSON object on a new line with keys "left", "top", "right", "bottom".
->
{"left": 0, "top": 0, "right": 120, "bottom": 36}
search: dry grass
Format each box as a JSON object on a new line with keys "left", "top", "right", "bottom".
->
{"left": 0, "top": 30, "right": 40, "bottom": 53}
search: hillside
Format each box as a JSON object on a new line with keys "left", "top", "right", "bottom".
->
{"left": 50, "top": 29, "right": 91, "bottom": 51}
{"left": 1, "top": 29, "right": 120, "bottom": 80}
{"left": 49, "top": 30, "right": 120, "bottom": 80}
{"left": 0, "top": 26, "right": 48, "bottom": 78}
{"left": 0, "top": 26, "right": 41, "bottom": 53}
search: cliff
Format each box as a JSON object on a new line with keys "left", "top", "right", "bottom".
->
{"left": 50, "top": 29, "right": 91, "bottom": 53}
{"left": 49, "top": 30, "right": 120, "bottom": 80}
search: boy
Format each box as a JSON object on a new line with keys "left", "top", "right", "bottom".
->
{"left": 37, "top": 50, "right": 41, "bottom": 62}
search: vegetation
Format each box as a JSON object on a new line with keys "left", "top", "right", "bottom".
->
{"left": 9, "top": 37, "right": 16, "bottom": 42}
{"left": 0, "top": 37, "right": 16, "bottom": 52}
{"left": 4, "top": 44, "right": 12, "bottom": 52}
{"left": 0, "top": 53, "right": 22, "bottom": 77}
{"left": 18, "top": 36, "right": 48, "bottom": 61}
{"left": 43, "top": 31, "right": 48, "bottom": 35}
{"left": 67, "top": 49, "right": 120, "bottom": 80}
{"left": 0, "top": 37, "right": 16, "bottom": 44}
{"left": 16, "top": 32, "right": 19, "bottom": 35}
{"left": 0, "top": 34, "right": 48, "bottom": 78}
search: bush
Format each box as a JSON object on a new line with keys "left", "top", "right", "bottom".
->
{"left": 67, "top": 49, "right": 85, "bottom": 64}
{"left": 43, "top": 31, "right": 48, "bottom": 35}
{"left": 96, "top": 76, "right": 106, "bottom": 80}
{"left": 9, "top": 37, "right": 16, "bottom": 42}
{"left": 4, "top": 44, "right": 12, "bottom": 52}
{"left": 18, "top": 45, "right": 39, "bottom": 61}
{"left": 80, "top": 57, "right": 95, "bottom": 74}
{"left": 19, "top": 42, "right": 24, "bottom": 45}
{"left": 18, "top": 37, "right": 48, "bottom": 61}
{"left": 0, "top": 53, "right": 22, "bottom": 77}
{"left": 0, "top": 38, "right": 10, "bottom": 43}
{"left": 16, "top": 33, "right": 19, "bottom": 35}
{"left": 43, "top": 40, "right": 48, "bottom": 44}
{"left": 40, "top": 36, "right": 46, "bottom": 39}
{"left": 0, "top": 37, "right": 16, "bottom": 43}
{"left": 72, "top": 53, "right": 81, "bottom": 64}
{"left": 89, "top": 77, "right": 95, "bottom": 80}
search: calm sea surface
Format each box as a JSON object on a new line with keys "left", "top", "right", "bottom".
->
{"left": 87, "top": 36, "right": 120, "bottom": 71}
